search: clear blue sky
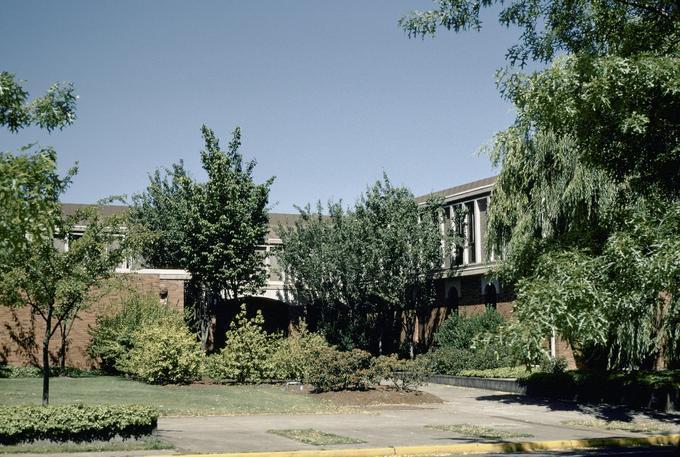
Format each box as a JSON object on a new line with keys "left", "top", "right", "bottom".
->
{"left": 2, "top": 1, "right": 518, "bottom": 213}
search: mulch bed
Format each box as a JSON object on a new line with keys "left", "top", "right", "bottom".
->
{"left": 307, "top": 386, "right": 443, "bottom": 407}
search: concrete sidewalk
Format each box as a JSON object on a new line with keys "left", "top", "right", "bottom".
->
{"left": 6, "top": 383, "right": 679, "bottom": 456}
{"left": 154, "top": 383, "right": 679, "bottom": 454}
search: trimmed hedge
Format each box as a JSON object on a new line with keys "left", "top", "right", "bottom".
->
{"left": 0, "top": 405, "right": 158, "bottom": 445}
{"left": 522, "top": 370, "right": 680, "bottom": 412}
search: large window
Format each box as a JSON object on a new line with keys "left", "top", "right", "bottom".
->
{"left": 465, "top": 201, "right": 476, "bottom": 264}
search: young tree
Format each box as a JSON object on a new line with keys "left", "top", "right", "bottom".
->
{"left": 131, "top": 125, "right": 274, "bottom": 349}
{"left": 400, "top": 1, "right": 680, "bottom": 367}
{"left": 0, "top": 202, "right": 128, "bottom": 405}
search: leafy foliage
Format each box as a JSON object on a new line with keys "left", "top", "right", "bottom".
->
{"left": 130, "top": 125, "right": 274, "bottom": 349}
{"left": 0, "top": 201, "right": 129, "bottom": 403}
{"left": 522, "top": 369, "right": 680, "bottom": 411}
{"left": 0, "top": 71, "right": 77, "bottom": 133}
{"left": 0, "top": 405, "right": 157, "bottom": 445}
{"left": 434, "top": 310, "right": 504, "bottom": 349}
{"left": 205, "top": 305, "right": 278, "bottom": 383}
{"left": 307, "top": 348, "right": 377, "bottom": 392}
{"left": 400, "top": 0, "right": 679, "bottom": 66}
{"left": 402, "top": 0, "right": 680, "bottom": 369}
{"left": 88, "top": 293, "right": 183, "bottom": 373}
{"left": 278, "top": 175, "right": 446, "bottom": 354}
{"left": 270, "top": 322, "right": 332, "bottom": 382}
{"left": 124, "top": 321, "right": 203, "bottom": 385}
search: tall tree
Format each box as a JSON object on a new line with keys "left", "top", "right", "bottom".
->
{"left": 131, "top": 125, "right": 274, "bottom": 349}
{"left": 278, "top": 176, "right": 446, "bottom": 356}
{"left": 400, "top": 1, "right": 680, "bottom": 367}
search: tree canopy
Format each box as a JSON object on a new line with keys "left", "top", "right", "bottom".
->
{"left": 130, "top": 125, "right": 274, "bottom": 349}
{"left": 401, "top": 1, "right": 680, "bottom": 368}
{"left": 278, "top": 176, "right": 447, "bottom": 356}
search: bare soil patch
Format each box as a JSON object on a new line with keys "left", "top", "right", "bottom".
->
{"left": 309, "top": 386, "right": 443, "bottom": 407}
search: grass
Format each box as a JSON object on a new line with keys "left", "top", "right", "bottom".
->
{"left": 562, "top": 419, "right": 678, "bottom": 434}
{"left": 425, "top": 424, "right": 534, "bottom": 440}
{"left": 268, "top": 429, "right": 365, "bottom": 446}
{"left": 0, "top": 437, "right": 171, "bottom": 454}
{"left": 0, "top": 376, "right": 337, "bottom": 416}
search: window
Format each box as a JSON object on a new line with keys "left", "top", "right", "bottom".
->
{"left": 484, "top": 283, "right": 497, "bottom": 310}
{"left": 447, "top": 286, "right": 459, "bottom": 316}
{"left": 466, "top": 201, "right": 476, "bottom": 264}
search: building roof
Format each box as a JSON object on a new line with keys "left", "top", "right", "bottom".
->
{"left": 60, "top": 176, "right": 496, "bottom": 234}
{"left": 61, "top": 203, "right": 129, "bottom": 217}
{"left": 415, "top": 176, "right": 497, "bottom": 204}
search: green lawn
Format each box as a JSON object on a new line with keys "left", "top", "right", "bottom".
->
{"left": 0, "top": 376, "right": 336, "bottom": 416}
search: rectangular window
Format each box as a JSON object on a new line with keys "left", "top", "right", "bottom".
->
{"left": 466, "top": 201, "right": 476, "bottom": 264}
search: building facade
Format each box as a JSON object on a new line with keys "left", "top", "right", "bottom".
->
{"left": 1, "top": 176, "right": 574, "bottom": 368}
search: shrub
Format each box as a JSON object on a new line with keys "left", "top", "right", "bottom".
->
{"left": 434, "top": 310, "right": 504, "bottom": 349}
{"left": 375, "top": 355, "right": 430, "bottom": 391}
{"left": 0, "top": 405, "right": 158, "bottom": 445}
{"left": 423, "top": 341, "right": 521, "bottom": 376}
{"left": 205, "top": 305, "right": 278, "bottom": 383}
{"left": 522, "top": 370, "right": 680, "bottom": 411}
{"left": 0, "top": 364, "right": 101, "bottom": 378}
{"left": 458, "top": 366, "right": 531, "bottom": 379}
{"left": 88, "top": 293, "right": 183, "bottom": 373}
{"left": 307, "top": 348, "right": 375, "bottom": 392}
{"left": 124, "top": 321, "right": 203, "bottom": 385}
{"left": 270, "top": 322, "right": 331, "bottom": 382}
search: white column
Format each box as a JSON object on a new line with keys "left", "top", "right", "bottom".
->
{"left": 474, "top": 199, "right": 482, "bottom": 264}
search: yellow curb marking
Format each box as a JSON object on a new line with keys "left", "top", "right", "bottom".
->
{"left": 157, "top": 434, "right": 680, "bottom": 457}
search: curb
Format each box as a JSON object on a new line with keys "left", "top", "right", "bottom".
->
{"left": 158, "top": 434, "right": 680, "bottom": 457}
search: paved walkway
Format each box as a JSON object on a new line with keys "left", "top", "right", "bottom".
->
{"left": 7, "top": 383, "right": 680, "bottom": 456}
{"left": 155, "top": 383, "right": 679, "bottom": 454}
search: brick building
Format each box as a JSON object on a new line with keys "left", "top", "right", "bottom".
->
{"left": 0, "top": 176, "right": 575, "bottom": 368}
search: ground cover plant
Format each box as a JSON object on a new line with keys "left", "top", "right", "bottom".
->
{"left": 0, "top": 405, "right": 157, "bottom": 445}
{"left": 425, "top": 424, "right": 533, "bottom": 440}
{"left": 0, "top": 376, "right": 337, "bottom": 416}
{"left": 268, "top": 429, "right": 365, "bottom": 446}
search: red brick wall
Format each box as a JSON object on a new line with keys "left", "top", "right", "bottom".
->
{"left": 0, "top": 272, "right": 186, "bottom": 369}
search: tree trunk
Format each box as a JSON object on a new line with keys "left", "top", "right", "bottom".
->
{"left": 58, "top": 321, "right": 67, "bottom": 375}
{"left": 42, "top": 308, "right": 52, "bottom": 406}
{"left": 654, "top": 291, "right": 671, "bottom": 370}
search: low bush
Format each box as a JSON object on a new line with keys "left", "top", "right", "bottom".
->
{"left": 375, "top": 355, "right": 430, "bottom": 391}
{"left": 522, "top": 370, "right": 680, "bottom": 411}
{"left": 270, "top": 322, "right": 331, "bottom": 382}
{"left": 0, "top": 365, "right": 101, "bottom": 378}
{"left": 307, "top": 348, "right": 376, "bottom": 392}
{"left": 124, "top": 321, "right": 203, "bottom": 385}
{"left": 0, "top": 405, "right": 158, "bottom": 445}
{"left": 423, "top": 342, "right": 520, "bottom": 376}
{"left": 434, "top": 310, "right": 504, "bottom": 350}
{"left": 457, "top": 366, "right": 530, "bottom": 379}
{"left": 205, "top": 306, "right": 278, "bottom": 383}
{"left": 88, "top": 293, "right": 183, "bottom": 373}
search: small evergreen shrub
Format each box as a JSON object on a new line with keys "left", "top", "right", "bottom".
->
{"left": 0, "top": 405, "right": 158, "bottom": 445}
{"left": 124, "top": 321, "right": 203, "bottom": 385}
{"left": 205, "top": 305, "right": 278, "bottom": 383}
{"left": 88, "top": 293, "right": 182, "bottom": 373}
